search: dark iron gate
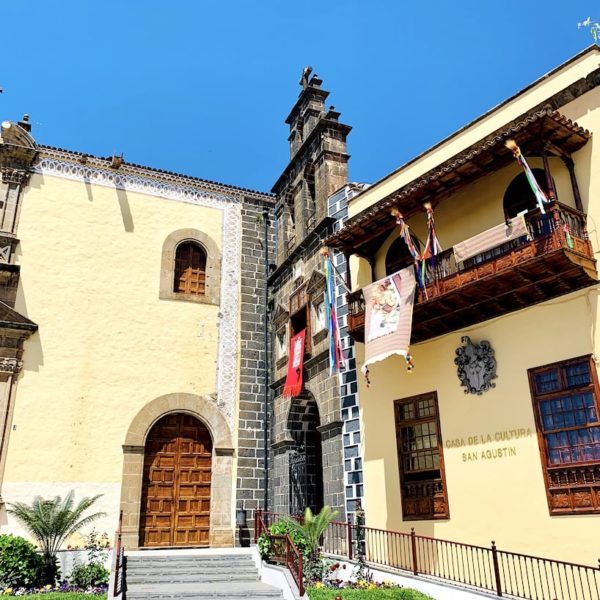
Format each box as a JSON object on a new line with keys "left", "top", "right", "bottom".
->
{"left": 289, "top": 447, "right": 308, "bottom": 515}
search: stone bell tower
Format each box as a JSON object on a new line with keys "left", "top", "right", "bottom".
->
{"left": 268, "top": 68, "right": 351, "bottom": 518}
{"left": 272, "top": 66, "right": 351, "bottom": 264}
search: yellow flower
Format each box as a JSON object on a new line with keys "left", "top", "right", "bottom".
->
{"left": 4, "top": 588, "right": 12, "bottom": 595}
{"left": 314, "top": 582, "right": 324, "bottom": 589}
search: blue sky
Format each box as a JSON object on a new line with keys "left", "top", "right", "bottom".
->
{"left": 1, "top": 1, "right": 597, "bottom": 192}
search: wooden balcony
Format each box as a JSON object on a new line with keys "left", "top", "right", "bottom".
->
{"left": 347, "top": 203, "right": 598, "bottom": 344}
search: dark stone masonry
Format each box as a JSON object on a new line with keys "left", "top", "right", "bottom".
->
{"left": 266, "top": 70, "right": 352, "bottom": 520}
{"left": 235, "top": 196, "right": 275, "bottom": 531}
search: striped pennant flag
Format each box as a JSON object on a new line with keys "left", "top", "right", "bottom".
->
{"left": 506, "top": 139, "right": 550, "bottom": 214}
{"left": 325, "top": 252, "right": 346, "bottom": 375}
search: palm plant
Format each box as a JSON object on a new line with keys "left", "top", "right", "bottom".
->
{"left": 283, "top": 506, "right": 338, "bottom": 563}
{"left": 7, "top": 492, "right": 106, "bottom": 584}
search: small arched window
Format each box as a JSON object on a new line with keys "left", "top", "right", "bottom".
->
{"left": 503, "top": 169, "right": 551, "bottom": 219}
{"left": 174, "top": 241, "right": 207, "bottom": 295}
{"left": 385, "top": 237, "right": 418, "bottom": 276}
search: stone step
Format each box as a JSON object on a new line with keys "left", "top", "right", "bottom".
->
{"left": 126, "top": 571, "right": 260, "bottom": 583}
{"left": 127, "top": 559, "right": 256, "bottom": 568}
{"left": 127, "top": 558, "right": 255, "bottom": 569}
{"left": 126, "top": 553, "right": 255, "bottom": 562}
{"left": 126, "top": 563, "right": 257, "bottom": 573}
{"left": 126, "top": 564, "right": 257, "bottom": 574}
{"left": 125, "top": 581, "right": 284, "bottom": 599}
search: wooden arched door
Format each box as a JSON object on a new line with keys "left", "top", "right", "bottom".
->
{"left": 139, "top": 413, "right": 212, "bottom": 547}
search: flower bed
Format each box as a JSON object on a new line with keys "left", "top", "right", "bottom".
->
{"left": 307, "top": 586, "right": 435, "bottom": 600}
{"left": 0, "top": 584, "right": 108, "bottom": 596}
{"left": 5, "top": 592, "right": 106, "bottom": 600}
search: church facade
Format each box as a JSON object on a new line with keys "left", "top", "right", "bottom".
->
{"left": 0, "top": 118, "right": 273, "bottom": 548}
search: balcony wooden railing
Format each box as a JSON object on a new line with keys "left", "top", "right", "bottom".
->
{"left": 348, "top": 203, "right": 597, "bottom": 343}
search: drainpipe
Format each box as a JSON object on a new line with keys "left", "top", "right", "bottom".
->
{"left": 262, "top": 207, "right": 270, "bottom": 511}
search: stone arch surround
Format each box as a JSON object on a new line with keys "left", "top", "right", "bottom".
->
{"left": 159, "top": 228, "right": 221, "bottom": 305}
{"left": 119, "top": 393, "right": 235, "bottom": 549}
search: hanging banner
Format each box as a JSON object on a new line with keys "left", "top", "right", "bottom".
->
{"left": 453, "top": 215, "right": 529, "bottom": 263}
{"left": 283, "top": 330, "right": 306, "bottom": 398}
{"left": 361, "top": 266, "right": 416, "bottom": 378}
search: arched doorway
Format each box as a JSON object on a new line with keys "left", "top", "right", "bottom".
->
{"left": 287, "top": 396, "right": 324, "bottom": 515}
{"left": 139, "top": 413, "right": 213, "bottom": 547}
{"left": 385, "top": 236, "right": 420, "bottom": 276}
{"left": 503, "top": 168, "right": 551, "bottom": 218}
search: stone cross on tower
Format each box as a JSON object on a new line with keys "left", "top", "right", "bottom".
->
{"left": 299, "top": 66, "right": 313, "bottom": 89}
{"left": 271, "top": 70, "right": 351, "bottom": 265}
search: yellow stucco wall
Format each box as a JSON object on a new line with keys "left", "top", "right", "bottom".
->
{"left": 355, "top": 55, "right": 600, "bottom": 566}
{"left": 1, "top": 171, "right": 232, "bottom": 537}
{"left": 358, "top": 288, "right": 599, "bottom": 565}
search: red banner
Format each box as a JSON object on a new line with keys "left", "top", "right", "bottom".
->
{"left": 283, "top": 330, "right": 306, "bottom": 399}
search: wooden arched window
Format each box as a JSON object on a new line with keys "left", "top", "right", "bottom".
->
{"left": 503, "top": 169, "right": 550, "bottom": 218}
{"left": 386, "top": 237, "right": 418, "bottom": 276}
{"left": 174, "top": 241, "right": 207, "bottom": 296}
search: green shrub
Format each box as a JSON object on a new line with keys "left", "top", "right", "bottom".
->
{"left": 307, "top": 587, "right": 435, "bottom": 600}
{"left": 268, "top": 519, "right": 309, "bottom": 555}
{"left": 70, "top": 562, "right": 109, "bottom": 588}
{"left": 257, "top": 519, "right": 310, "bottom": 561}
{"left": 0, "top": 533, "right": 43, "bottom": 588}
{"left": 7, "top": 492, "right": 105, "bottom": 585}
{"left": 257, "top": 532, "right": 271, "bottom": 559}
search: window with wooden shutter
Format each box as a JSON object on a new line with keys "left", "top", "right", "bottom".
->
{"left": 394, "top": 392, "right": 449, "bottom": 520}
{"left": 174, "top": 242, "right": 207, "bottom": 296}
{"left": 289, "top": 284, "right": 311, "bottom": 353}
{"left": 528, "top": 355, "right": 600, "bottom": 515}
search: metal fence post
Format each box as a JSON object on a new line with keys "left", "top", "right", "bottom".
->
{"left": 410, "top": 528, "right": 419, "bottom": 576}
{"left": 491, "top": 541, "right": 503, "bottom": 597}
{"left": 347, "top": 519, "right": 353, "bottom": 560}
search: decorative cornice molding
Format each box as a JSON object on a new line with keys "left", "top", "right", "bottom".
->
{"left": 0, "top": 358, "right": 23, "bottom": 373}
{"left": 36, "top": 148, "right": 272, "bottom": 202}
{"left": 1, "top": 168, "right": 30, "bottom": 186}
{"left": 33, "top": 156, "right": 242, "bottom": 208}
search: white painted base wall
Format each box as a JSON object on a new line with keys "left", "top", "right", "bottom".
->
{"left": 56, "top": 549, "right": 111, "bottom": 579}
{"left": 324, "top": 557, "right": 496, "bottom": 600}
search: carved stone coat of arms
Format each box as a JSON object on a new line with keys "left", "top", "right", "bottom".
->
{"left": 454, "top": 336, "right": 497, "bottom": 395}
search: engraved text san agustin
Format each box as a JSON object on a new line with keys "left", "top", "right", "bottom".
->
{"left": 445, "top": 428, "right": 534, "bottom": 462}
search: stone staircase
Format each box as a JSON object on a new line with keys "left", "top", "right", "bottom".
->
{"left": 123, "top": 549, "right": 285, "bottom": 600}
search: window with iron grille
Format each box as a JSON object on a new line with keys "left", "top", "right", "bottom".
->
{"left": 528, "top": 355, "right": 600, "bottom": 515}
{"left": 394, "top": 392, "right": 449, "bottom": 520}
{"left": 174, "top": 241, "right": 207, "bottom": 296}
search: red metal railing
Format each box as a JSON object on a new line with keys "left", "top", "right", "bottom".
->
{"left": 113, "top": 510, "right": 125, "bottom": 597}
{"left": 255, "top": 510, "right": 600, "bottom": 599}
{"left": 255, "top": 509, "right": 304, "bottom": 596}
